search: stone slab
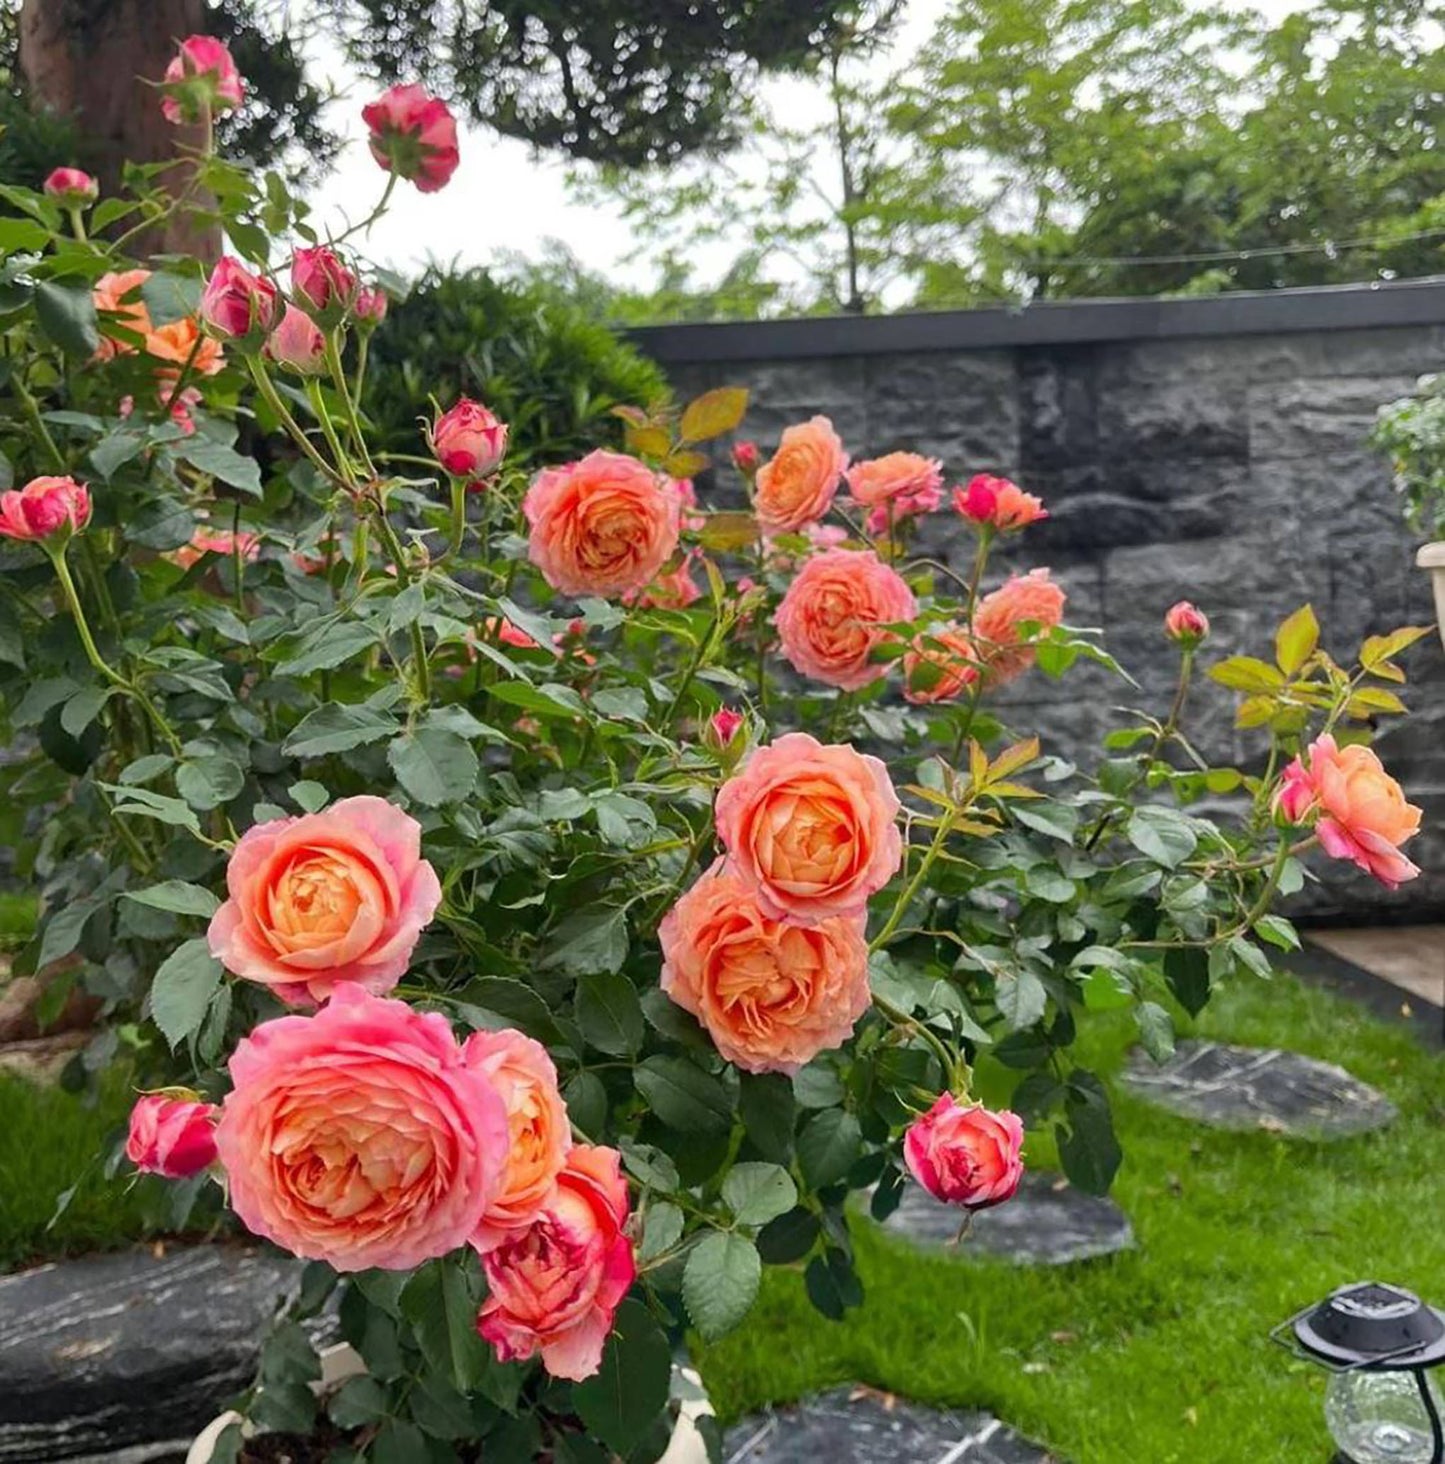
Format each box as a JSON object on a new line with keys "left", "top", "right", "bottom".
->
{"left": 878, "top": 1170, "right": 1133, "bottom": 1266}
{"left": 1305, "top": 927, "right": 1445, "bottom": 1009}
{"left": 1120, "top": 1040, "right": 1397, "bottom": 1138}
{"left": 0, "top": 1244, "right": 299, "bottom": 1462}
{"left": 723, "top": 1387, "right": 1058, "bottom": 1463}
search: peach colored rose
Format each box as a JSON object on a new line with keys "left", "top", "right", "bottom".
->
{"left": 126, "top": 1094, "right": 219, "bottom": 1177}
{"left": 146, "top": 316, "right": 224, "bottom": 378}
{"left": 168, "top": 527, "right": 261, "bottom": 571}
{"left": 476, "top": 1145, "right": 634, "bottom": 1382}
{"left": 754, "top": 416, "right": 848, "bottom": 533}
{"left": 904, "top": 1096, "right": 1024, "bottom": 1211}
{"left": 660, "top": 861, "right": 870, "bottom": 1074}
{"left": 715, "top": 732, "right": 902, "bottom": 924}
{"left": 207, "top": 795, "right": 442, "bottom": 1005}
{"left": 904, "top": 624, "right": 982, "bottom": 705}
{"left": 953, "top": 474, "right": 1047, "bottom": 532}
{"left": 464, "top": 1028, "right": 571, "bottom": 1253}
{"left": 1293, "top": 734, "right": 1421, "bottom": 889}
{"left": 973, "top": 568, "right": 1067, "bottom": 683}
{"left": 524, "top": 449, "right": 680, "bottom": 600}
{"left": 774, "top": 548, "right": 917, "bottom": 691}
{"left": 0, "top": 476, "right": 91, "bottom": 543}
{"left": 845, "top": 452, "right": 943, "bottom": 509}
{"left": 215, "top": 984, "right": 507, "bottom": 1271}
{"left": 93, "top": 269, "right": 153, "bottom": 359}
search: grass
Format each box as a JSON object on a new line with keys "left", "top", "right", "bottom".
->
{"left": 695, "top": 967, "right": 1445, "bottom": 1463}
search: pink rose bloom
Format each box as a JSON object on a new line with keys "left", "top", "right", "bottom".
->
{"left": 264, "top": 304, "right": 326, "bottom": 375}
{"left": 477, "top": 1145, "right": 635, "bottom": 1382}
{"left": 866, "top": 483, "right": 942, "bottom": 535}
{"left": 126, "top": 1094, "right": 219, "bottom": 1178}
{"left": 973, "top": 568, "right": 1067, "bottom": 683}
{"left": 626, "top": 552, "right": 703, "bottom": 611}
{"left": 1164, "top": 600, "right": 1210, "bottom": 645}
{"left": 207, "top": 795, "right": 442, "bottom": 1005}
{"left": 804, "top": 522, "right": 850, "bottom": 550}
{"left": 465, "top": 1029, "right": 571, "bottom": 1253}
{"left": 362, "top": 83, "right": 460, "bottom": 193}
{"left": 168, "top": 527, "right": 261, "bottom": 571}
{"left": 92, "top": 269, "right": 153, "bottom": 360}
{"left": 431, "top": 398, "right": 508, "bottom": 488}
{"left": 0, "top": 476, "right": 91, "bottom": 543}
{"left": 482, "top": 616, "right": 540, "bottom": 651}
{"left": 775, "top": 548, "right": 917, "bottom": 691}
{"left": 524, "top": 449, "right": 680, "bottom": 600}
{"left": 200, "top": 257, "right": 279, "bottom": 342}
{"left": 904, "top": 1096, "right": 1024, "bottom": 1211}
{"left": 755, "top": 417, "right": 848, "bottom": 534}
{"left": 160, "top": 35, "right": 244, "bottom": 124}
{"left": 44, "top": 167, "right": 98, "bottom": 207}
{"left": 660, "top": 861, "right": 870, "bottom": 1074}
{"left": 846, "top": 452, "right": 943, "bottom": 509}
{"left": 904, "top": 624, "right": 981, "bottom": 705}
{"left": 715, "top": 732, "right": 902, "bottom": 925}
{"left": 953, "top": 474, "right": 1047, "bottom": 532}
{"left": 215, "top": 984, "right": 508, "bottom": 1271}
{"left": 354, "top": 286, "right": 389, "bottom": 328}
{"left": 291, "top": 245, "right": 357, "bottom": 322}
{"left": 1273, "top": 756, "right": 1317, "bottom": 826}
{"left": 1299, "top": 734, "right": 1421, "bottom": 889}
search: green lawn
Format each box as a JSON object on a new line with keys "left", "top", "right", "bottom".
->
{"left": 696, "top": 966, "right": 1445, "bottom": 1463}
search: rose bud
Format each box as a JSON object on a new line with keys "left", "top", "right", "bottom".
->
{"left": 1163, "top": 600, "right": 1210, "bottom": 646}
{"left": 0, "top": 475, "right": 92, "bottom": 544}
{"left": 160, "top": 35, "right": 244, "bottom": 125}
{"left": 264, "top": 304, "right": 326, "bottom": 375}
{"left": 953, "top": 474, "right": 1047, "bottom": 532}
{"left": 43, "top": 167, "right": 98, "bottom": 209}
{"left": 125, "top": 1094, "right": 220, "bottom": 1178}
{"left": 953, "top": 476, "right": 998, "bottom": 524}
{"left": 292, "top": 245, "right": 357, "bottom": 325}
{"left": 199, "top": 257, "right": 279, "bottom": 345}
{"left": 704, "top": 707, "right": 747, "bottom": 761}
{"left": 904, "top": 1095, "right": 1024, "bottom": 1211}
{"left": 362, "top": 83, "right": 460, "bottom": 193}
{"left": 732, "top": 440, "right": 760, "bottom": 475}
{"left": 1272, "top": 756, "right": 1317, "bottom": 826}
{"left": 431, "top": 397, "right": 508, "bottom": 489}
{"left": 354, "top": 286, "right": 389, "bottom": 331}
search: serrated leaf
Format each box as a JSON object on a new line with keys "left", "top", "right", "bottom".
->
{"left": 682, "top": 1232, "right": 761, "bottom": 1342}
{"left": 576, "top": 971, "right": 645, "bottom": 1056}
{"left": 698, "top": 510, "right": 761, "bottom": 553}
{"left": 34, "top": 280, "right": 100, "bottom": 355}
{"left": 276, "top": 623, "right": 381, "bottom": 677}
{"left": 722, "top": 1162, "right": 798, "bottom": 1226}
{"left": 177, "top": 438, "right": 262, "bottom": 495}
{"left": 1137, "top": 1001, "right": 1175, "bottom": 1061}
{"left": 1126, "top": 806, "right": 1197, "bottom": 868}
{"left": 634, "top": 1056, "right": 733, "bottom": 1135}
{"left": 572, "top": 1299, "right": 672, "bottom": 1454}
{"left": 997, "top": 967, "right": 1049, "bottom": 1029}
{"left": 539, "top": 906, "right": 629, "bottom": 977}
{"left": 150, "top": 938, "right": 223, "bottom": 1049}
{"left": 796, "top": 1108, "right": 860, "bottom": 1188}
{"left": 283, "top": 703, "right": 398, "bottom": 757}
{"left": 1209, "top": 656, "right": 1286, "bottom": 693}
{"left": 1254, "top": 914, "right": 1300, "bottom": 951}
{"left": 176, "top": 755, "right": 245, "bottom": 811}
{"left": 124, "top": 881, "right": 220, "bottom": 918}
{"left": 387, "top": 728, "right": 478, "bottom": 806}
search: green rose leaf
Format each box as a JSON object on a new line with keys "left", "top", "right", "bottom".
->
{"left": 682, "top": 1231, "right": 761, "bottom": 1341}
{"left": 388, "top": 727, "right": 479, "bottom": 806}
{"left": 150, "top": 938, "right": 224, "bottom": 1049}
{"left": 722, "top": 1162, "right": 798, "bottom": 1227}
{"left": 572, "top": 1298, "right": 672, "bottom": 1454}
{"left": 124, "top": 880, "right": 220, "bottom": 919}
{"left": 576, "top": 971, "right": 645, "bottom": 1057}
{"left": 634, "top": 1056, "right": 734, "bottom": 1135}
{"left": 796, "top": 1108, "right": 861, "bottom": 1189}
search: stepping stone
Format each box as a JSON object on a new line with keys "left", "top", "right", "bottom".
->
{"left": 724, "top": 1386, "right": 1058, "bottom": 1463}
{"left": 878, "top": 1170, "right": 1133, "bottom": 1265}
{"left": 0, "top": 1243, "right": 300, "bottom": 1462}
{"left": 1120, "top": 1040, "right": 1396, "bottom": 1138}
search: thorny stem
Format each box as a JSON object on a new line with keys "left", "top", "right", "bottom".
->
{"left": 871, "top": 814, "right": 954, "bottom": 955}
{"left": 368, "top": 505, "right": 431, "bottom": 704}
{"left": 246, "top": 358, "right": 343, "bottom": 487}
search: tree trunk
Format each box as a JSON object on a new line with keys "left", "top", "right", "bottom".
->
{"left": 18, "top": 0, "right": 220, "bottom": 262}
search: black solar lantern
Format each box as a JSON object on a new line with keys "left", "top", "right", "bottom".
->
{"left": 1274, "top": 1282, "right": 1445, "bottom": 1463}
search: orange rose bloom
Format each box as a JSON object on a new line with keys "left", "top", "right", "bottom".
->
{"left": 715, "top": 732, "right": 902, "bottom": 924}
{"left": 904, "top": 624, "right": 981, "bottom": 704}
{"left": 1302, "top": 734, "right": 1422, "bottom": 890}
{"left": 92, "top": 269, "right": 153, "bottom": 360}
{"left": 973, "top": 568, "right": 1067, "bottom": 683}
{"left": 845, "top": 452, "right": 942, "bottom": 508}
{"left": 660, "top": 861, "right": 870, "bottom": 1074}
{"left": 774, "top": 548, "right": 917, "bottom": 690}
{"left": 145, "top": 316, "right": 225, "bottom": 377}
{"left": 465, "top": 1028, "right": 571, "bottom": 1252}
{"left": 754, "top": 416, "right": 848, "bottom": 533}
{"left": 523, "top": 449, "right": 680, "bottom": 599}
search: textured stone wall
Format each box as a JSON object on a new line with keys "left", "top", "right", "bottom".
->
{"left": 635, "top": 298, "right": 1445, "bottom": 922}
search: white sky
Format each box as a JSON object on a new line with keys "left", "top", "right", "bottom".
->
{"left": 304, "top": 0, "right": 1311, "bottom": 288}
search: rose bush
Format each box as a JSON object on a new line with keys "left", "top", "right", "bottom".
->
{"left": 0, "top": 33, "right": 1432, "bottom": 1460}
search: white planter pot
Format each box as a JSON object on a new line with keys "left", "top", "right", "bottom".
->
{"left": 1418, "top": 542, "right": 1445, "bottom": 648}
{"left": 186, "top": 1345, "right": 713, "bottom": 1464}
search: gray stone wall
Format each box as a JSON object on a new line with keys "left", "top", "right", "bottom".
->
{"left": 633, "top": 288, "right": 1445, "bottom": 922}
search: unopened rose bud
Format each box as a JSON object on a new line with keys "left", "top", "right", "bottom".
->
{"left": 0, "top": 475, "right": 92, "bottom": 544}
{"left": 354, "top": 286, "right": 388, "bottom": 330}
{"left": 1164, "top": 600, "right": 1210, "bottom": 646}
{"left": 264, "top": 304, "right": 326, "bottom": 375}
{"left": 125, "top": 1093, "right": 219, "bottom": 1178}
{"left": 43, "top": 167, "right": 98, "bottom": 208}
{"left": 160, "top": 35, "right": 244, "bottom": 126}
{"left": 430, "top": 397, "right": 508, "bottom": 490}
{"left": 292, "top": 245, "right": 357, "bottom": 326}
{"left": 199, "top": 257, "right": 279, "bottom": 346}
{"left": 732, "top": 440, "right": 760, "bottom": 475}
{"left": 705, "top": 707, "right": 747, "bottom": 759}
{"left": 1272, "top": 756, "right": 1317, "bottom": 826}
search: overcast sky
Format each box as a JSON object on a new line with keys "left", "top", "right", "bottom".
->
{"left": 304, "top": 0, "right": 1310, "bottom": 289}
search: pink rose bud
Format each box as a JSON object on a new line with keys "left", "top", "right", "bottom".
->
{"left": 1164, "top": 600, "right": 1209, "bottom": 645}
{"left": 43, "top": 167, "right": 98, "bottom": 208}
{"left": 0, "top": 475, "right": 92, "bottom": 544}
{"left": 732, "top": 440, "right": 760, "bottom": 474}
{"left": 200, "top": 257, "right": 279, "bottom": 344}
{"left": 125, "top": 1094, "right": 219, "bottom": 1178}
{"left": 954, "top": 476, "right": 998, "bottom": 524}
{"left": 1272, "top": 756, "right": 1317, "bottom": 826}
{"left": 362, "top": 83, "right": 460, "bottom": 193}
{"left": 291, "top": 245, "right": 357, "bottom": 324}
{"left": 264, "top": 304, "right": 326, "bottom": 375}
{"left": 431, "top": 397, "right": 508, "bottom": 489}
{"left": 705, "top": 707, "right": 746, "bottom": 758}
{"left": 160, "top": 35, "right": 245, "bottom": 125}
{"left": 353, "top": 286, "right": 389, "bottom": 330}
{"left": 904, "top": 1095, "right": 1025, "bottom": 1211}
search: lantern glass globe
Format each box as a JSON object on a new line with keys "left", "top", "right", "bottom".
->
{"left": 1325, "top": 1369, "right": 1445, "bottom": 1464}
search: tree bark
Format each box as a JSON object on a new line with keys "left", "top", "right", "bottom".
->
{"left": 18, "top": 0, "right": 220, "bottom": 262}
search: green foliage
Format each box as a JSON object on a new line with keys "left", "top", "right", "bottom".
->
{"left": 361, "top": 266, "right": 669, "bottom": 471}
{"left": 1372, "top": 374, "right": 1445, "bottom": 540}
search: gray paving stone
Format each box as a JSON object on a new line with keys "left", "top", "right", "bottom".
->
{"left": 723, "top": 1387, "right": 1058, "bottom": 1463}
{"left": 879, "top": 1170, "right": 1133, "bottom": 1265}
{"left": 1120, "top": 1040, "right": 1397, "bottom": 1138}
